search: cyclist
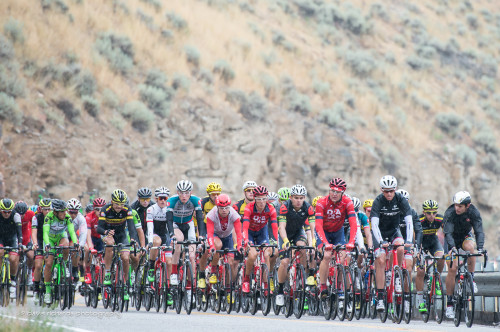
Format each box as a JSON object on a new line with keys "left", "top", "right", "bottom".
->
{"left": 67, "top": 198, "right": 88, "bottom": 283}
{"left": 444, "top": 191, "right": 485, "bottom": 319}
{"left": 204, "top": 194, "right": 243, "bottom": 285}
{"left": 199, "top": 182, "right": 222, "bottom": 223}
{"left": 352, "top": 197, "right": 372, "bottom": 273}
{"left": 363, "top": 199, "right": 373, "bottom": 219}
{"left": 14, "top": 201, "right": 35, "bottom": 290}
{"left": 166, "top": 180, "right": 204, "bottom": 286}
{"left": 146, "top": 186, "right": 172, "bottom": 286}
{"left": 0, "top": 198, "right": 23, "bottom": 299}
{"left": 371, "top": 175, "right": 413, "bottom": 312}
{"left": 84, "top": 197, "right": 106, "bottom": 285}
{"left": 97, "top": 189, "right": 139, "bottom": 302}
{"left": 415, "top": 199, "right": 445, "bottom": 313}
{"left": 275, "top": 184, "right": 315, "bottom": 306}
{"left": 233, "top": 181, "right": 257, "bottom": 217}
{"left": 242, "top": 185, "right": 278, "bottom": 293}
{"left": 131, "top": 187, "right": 154, "bottom": 230}
{"left": 277, "top": 187, "right": 291, "bottom": 206}
{"left": 42, "top": 199, "right": 78, "bottom": 304}
{"left": 267, "top": 192, "right": 280, "bottom": 211}
{"left": 315, "top": 178, "right": 357, "bottom": 302}
{"left": 31, "top": 198, "right": 51, "bottom": 299}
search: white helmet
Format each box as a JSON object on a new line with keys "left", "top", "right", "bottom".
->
{"left": 267, "top": 192, "right": 279, "bottom": 201}
{"left": 290, "top": 184, "right": 307, "bottom": 196}
{"left": 351, "top": 197, "right": 361, "bottom": 210}
{"left": 176, "top": 180, "right": 193, "bottom": 192}
{"left": 155, "top": 186, "right": 170, "bottom": 197}
{"left": 67, "top": 198, "right": 82, "bottom": 210}
{"left": 396, "top": 189, "right": 410, "bottom": 201}
{"left": 380, "top": 175, "right": 397, "bottom": 190}
{"left": 453, "top": 191, "right": 471, "bottom": 205}
{"left": 242, "top": 180, "right": 257, "bottom": 191}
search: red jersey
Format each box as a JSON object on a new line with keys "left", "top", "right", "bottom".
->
{"left": 242, "top": 202, "right": 278, "bottom": 240}
{"left": 315, "top": 195, "right": 357, "bottom": 245}
{"left": 86, "top": 211, "right": 100, "bottom": 238}
{"left": 21, "top": 210, "right": 35, "bottom": 245}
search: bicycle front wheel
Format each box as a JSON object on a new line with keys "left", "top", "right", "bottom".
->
{"left": 182, "top": 261, "right": 194, "bottom": 315}
{"left": 392, "top": 266, "right": 404, "bottom": 324}
{"left": 224, "top": 263, "right": 233, "bottom": 314}
{"left": 432, "top": 272, "right": 444, "bottom": 324}
{"left": 402, "top": 268, "right": 412, "bottom": 324}
{"left": 453, "top": 275, "right": 462, "bottom": 327}
{"left": 463, "top": 272, "right": 475, "bottom": 328}
{"left": 292, "top": 264, "right": 305, "bottom": 319}
{"left": 260, "top": 264, "right": 271, "bottom": 316}
{"left": 335, "top": 265, "right": 347, "bottom": 321}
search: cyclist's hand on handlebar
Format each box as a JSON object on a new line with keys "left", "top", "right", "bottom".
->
{"left": 282, "top": 238, "right": 290, "bottom": 250}
{"left": 209, "top": 246, "right": 216, "bottom": 255}
{"left": 477, "top": 248, "right": 485, "bottom": 255}
{"left": 346, "top": 243, "right": 355, "bottom": 251}
{"left": 147, "top": 242, "right": 153, "bottom": 249}
{"left": 74, "top": 243, "right": 79, "bottom": 249}
{"left": 381, "top": 241, "right": 389, "bottom": 248}
{"left": 360, "top": 247, "right": 367, "bottom": 255}
{"left": 324, "top": 243, "right": 333, "bottom": 251}
{"left": 45, "top": 245, "right": 51, "bottom": 252}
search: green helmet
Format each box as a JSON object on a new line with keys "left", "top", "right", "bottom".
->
{"left": 277, "top": 187, "right": 291, "bottom": 201}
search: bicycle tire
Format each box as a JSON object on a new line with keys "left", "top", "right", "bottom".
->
{"left": 369, "top": 271, "right": 377, "bottom": 319}
{"left": 117, "top": 260, "right": 125, "bottom": 313}
{"left": 402, "top": 268, "right": 412, "bottom": 324}
{"left": 392, "top": 266, "right": 403, "bottom": 324}
{"left": 17, "top": 262, "right": 27, "bottom": 306}
{"left": 155, "top": 265, "right": 161, "bottom": 312}
{"left": 421, "top": 273, "right": 430, "bottom": 323}
{"left": 336, "top": 264, "right": 347, "bottom": 321}
{"left": 463, "top": 272, "right": 475, "bottom": 328}
{"left": 352, "top": 266, "right": 362, "bottom": 320}
{"left": 58, "top": 263, "right": 67, "bottom": 311}
{"left": 249, "top": 270, "right": 258, "bottom": 316}
{"left": 162, "top": 263, "right": 168, "bottom": 313}
{"left": 432, "top": 272, "right": 444, "bottom": 324}
{"left": 183, "top": 261, "right": 194, "bottom": 315}
{"left": 345, "top": 267, "right": 356, "bottom": 321}
{"left": 135, "top": 263, "right": 145, "bottom": 311}
{"left": 379, "top": 289, "right": 388, "bottom": 323}
{"left": 453, "top": 274, "right": 462, "bottom": 327}
{"left": 272, "top": 265, "right": 280, "bottom": 316}
{"left": 224, "top": 263, "right": 233, "bottom": 314}
{"left": 214, "top": 270, "right": 222, "bottom": 313}
{"left": 260, "top": 264, "right": 271, "bottom": 316}
{"left": 293, "top": 264, "right": 305, "bottom": 319}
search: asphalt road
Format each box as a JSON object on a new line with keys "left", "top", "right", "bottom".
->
{"left": 0, "top": 293, "right": 498, "bottom": 332}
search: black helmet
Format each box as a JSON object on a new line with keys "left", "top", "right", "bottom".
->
{"left": 14, "top": 201, "right": 29, "bottom": 215}
{"left": 51, "top": 199, "right": 68, "bottom": 212}
{"left": 85, "top": 203, "right": 93, "bottom": 214}
{"left": 137, "top": 187, "right": 152, "bottom": 199}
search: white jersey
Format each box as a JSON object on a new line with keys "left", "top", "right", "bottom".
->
{"left": 71, "top": 212, "right": 87, "bottom": 246}
{"left": 146, "top": 203, "right": 168, "bottom": 242}
{"left": 206, "top": 206, "right": 240, "bottom": 239}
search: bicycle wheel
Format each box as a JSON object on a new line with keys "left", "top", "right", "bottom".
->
{"left": 453, "top": 275, "right": 462, "bottom": 327}
{"left": 58, "top": 265, "right": 67, "bottom": 311}
{"left": 352, "top": 267, "right": 362, "bottom": 320}
{"left": 402, "top": 268, "right": 412, "bottom": 324}
{"left": 379, "top": 290, "right": 388, "bottom": 323}
{"left": 16, "top": 263, "right": 27, "bottom": 306}
{"left": 117, "top": 261, "right": 125, "bottom": 313}
{"left": 463, "top": 272, "right": 475, "bottom": 328}
{"left": 154, "top": 266, "right": 161, "bottom": 312}
{"left": 336, "top": 265, "right": 347, "bottom": 321}
{"left": 233, "top": 263, "right": 243, "bottom": 314}
{"left": 260, "top": 264, "right": 271, "bottom": 316}
{"left": 345, "top": 267, "right": 356, "bottom": 321}
{"left": 182, "top": 261, "right": 194, "bottom": 315}
{"left": 161, "top": 263, "right": 168, "bottom": 313}
{"left": 368, "top": 271, "right": 378, "bottom": 319}
{"left": 248, "top": 273, "right": 258, "bottom": 316}
{"left": 392, "top": 266, "right": 404, "bottom": 324}
{"left": 290, "top": 264, "right": 304, "bottom": 319}
{"left": 307, "top": 285, "right": 319, "bottom": 316}
{"left": 421, "top": 273, "right": 430, "bottom": 323}
{"left": 213, "top": 272, "right": 222, "bottom": 313}
{"left": 224, "top": 263, "right": 233, "bottom": 314}
{"left": 432, "top": 272, "right": 444, "bottom": 324}
{"left": 272, "top": 265, "right": 281, "bottom": 316}
{"left": 321, "top": 280, "right": 333, "bottom": 320}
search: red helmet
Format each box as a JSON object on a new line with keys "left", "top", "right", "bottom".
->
{"left": 93, "top": 197, "right": 106, "bottom": 207}
{"left": 216, "top": 194, "right": 231, "bottom": 207}
{"left": 329, "top": 178, "right": 346, "bottom": 191}
{"left": 253, "top": 186, "right": 268, "bottom": 197}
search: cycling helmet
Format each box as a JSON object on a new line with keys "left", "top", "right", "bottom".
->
{"left": 0, "top": 198, "right": 14, "bottom": 211}
{"left": 216, "top": 194, "right": 231, "bottom": 207}
{"left": 67, "top": 198, "right": 82, "bottom": 210}
{"left": 422, "top": 199, "right": 438, "bottom": 211}
{"left": 29, "top": 205, "right": 38, "bottom": 212}
{"left": 85, "top": 204, "right": 93, "bottom": 214}
{"left": 329, "top": 178, "right": 347, "bottom": 191}
{"left": 290, "top": 184, "right": 307, "bottom": 196}
{"left": 39, "top": 198, "right": 52, "bottom": 208}
{"left": 93, "top": 197, "right": 106, "bottom": 207}
{"left": 351, "top": 197, "right": 361, "bottom": 210}
{"left": 362, "top": 199, "right": 373, "bottom": 209}
{"left": 277, "top": 187, "right": 291, "bottom": 201}
{"left": 267, "top": 192, "right": 279, "bottom": 201}
{"left": 253, "top": 186, "right": 269, "bottom": 197}
{"left": 380, "top": 175, "right": 397, "bottom": 190}
{"left": 453, "top": 191, "right": 471, "bottom": 205}
{"left": 14, "top": 201, "right": 28, "bottom": 215}
{"left": 396, "top": 189, "right": 410, "bottom": 201}
{"left": 206, "top": 182, "right": 222, "bottom": 194}
{"left": 137, "top": 187, "right": 153, "bottom": 199}
{"left": 155, "top": 186, "right": 170, "bottom": 197}
{"left": 111, "top": 189, "right": 128, "bottom": 204}
{"left": 312, "top": 196, "right": 322, "bottom": 207}
{"left": 51, "top": 199, "right": 68, "bottom": 212}
{"left": 176, "top": 180, "right": 193, "bottom": 192}
{"left": 242, "top": 180, "right": 257, "bottom": 191}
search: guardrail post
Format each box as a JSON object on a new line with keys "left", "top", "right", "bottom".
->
{"left": 484, "top": 262, "right": 495, "bottom": 312}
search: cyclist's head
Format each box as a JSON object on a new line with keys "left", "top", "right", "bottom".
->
{"left": 85, "top": 203, "right": 93, "bottom": 214}
{"left": 111, "top": 189, "right": 128, "bottom": 204}
{"left": 242, "top": 181, "right": 257, "bottom": 201}
{"left": 453, "top": 191, "right": 471, "bottom": 215}
{"left": 422, "top": 199, "right": 438, "bottom": 212}
{"left": 362, "top": 199, "right": 373, "bottom": 210}
{"left": 351, "top": 197, "right": 361, "bottom": 211}
{"left": 396, "top": 189, "right": 410, "bottom": 201}
{"left": 51, "top": 199, "right": 68, "bottom": 212}
{"left": 253, "top": 186, "right": 268, "bottom": 204}
{"left": 277, "top": 187, "right": 291, "bottom": 202}
{"left": 329, "top": 178, "right": 347, "bottom": 192}
{"left": 0, "top": 198, "right": 15, "bottom": 215}
{"left": 216, "top": 194, "right": 231, "bottom": 207}
{"left": 39, "top": 198, "right": 52, "bottom": 208}
{"left": 155, "top": 186, "right": 170, "bottom": 198}
{"left": 14, "top": 201, "right": 28, "bottom": 215}
{"left": 267, "top": 191, "right": 279, "bottom": 203}
{"left": 137, "top": 187, "right": 152, "bottom": 199}
{"left": 379, "top": 175, "right": 397, "bottom": 191}
{"left": 93, "top": 197, "right": 106, "bottom": 208}
{"left": 206, "top": 182, "right": 222, "bottom": 194}
{"left": 290, "top": 184, "right": 307, "bottom": 197}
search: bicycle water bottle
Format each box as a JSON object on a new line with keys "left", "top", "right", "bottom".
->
{"left": 364, "top": 271, "right": 369, "bottom": 287}
{"left": 385, "top": 270, "right": 391, "bottom": 288}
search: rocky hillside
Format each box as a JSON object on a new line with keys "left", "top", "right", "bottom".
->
{"left": 0, "top": 0, "right": 499, "bottom": 254}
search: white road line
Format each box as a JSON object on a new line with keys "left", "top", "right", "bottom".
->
{"left": 0, "top": 313, "right": 94, "bottom": 332}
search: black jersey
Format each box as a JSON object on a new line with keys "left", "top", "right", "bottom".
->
{"left": 97, "top": 203, "right": 134, "bottom": 234}
{"left": 371, "top": 192, "right": 412, "bottom": 234}
{"left": 131, "top": 199, "right": 154, "bottom": 230}
{"left": 399, "top": 208, "right": 423, "bottom": 247}
{"left": 278, "top": 200, "right": 314, "bottom": 237}
{"left": 443, "top": 204, "right": 484, "bottom": 250}
{"left": 0, "top": 211, "right": 22, "bottom": 242}
{"left": 419, "top": 213, "right": 444, "bottom": 236}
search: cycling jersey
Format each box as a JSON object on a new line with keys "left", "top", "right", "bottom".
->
{"left": 242, "top": 201, "right": 278, "bottom": 240}
{"left": 43, "top": 211, "right": 78, "bottom": 245}
{"left": 71, "top": 212, "right": 88, "bottom": 246}
{"left": 443, "top": 204, "right": 484, "bottom": 250}
{"left": 399, "top": 207, "right": 423, "bottom": 248}
{"left": 278, "top": 200, "right": 314, "bottom": 238}
{"left": 31, "top": 213, "right": 45, "bottom": 247}
{"left": 166, "top": 195, "right": 205, "bottom": 237}
{"left": 19, "top": 210, "right": 35, "bottom": 246}
{"left": 146, "top": 203, "right": 168, "bottom": 242}
{"left": 233, "top": 199, "right": 249, "bottom": 217}
{"left": 357, "top": 211, "right": 372, "bottom": 245}
{"left": 96, "top": 203, "right": 138, "bottom": 244}
{"left": 419, "top": 213, "right": 444, "bottom": 236}
{"left": 200, "top": 196, "right": 216, "bottom": 221}
{"left": 131, "top": 199, "right": 154, "bottom": 230}
{"left": 370, "top": 192, "right": 413, "bottom": 243}
{"left": 206, "top": 206, "right": 242, "bottom": 250}
{"left": 315, "top": 195, "right": 357, "bottom": 246}
{"left": 0, "top": 210, "right": 22, "bottom": 247}
{"left": 85, "top": 211, "right": 100, "bottom": 238}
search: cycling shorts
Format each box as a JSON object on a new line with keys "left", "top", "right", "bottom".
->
{"left": 215, "top": 234, "right": 234, "bottom": 251}
{"left": 248, "top": 226, "right": 269, "bottom": 246}
{"left": 279, "top": 228, "right": 307, "bottom": 259}
{"left": 422, "top": 235, "right": 444, "bottom": 257}
{"left": 45, "top": 232, "right": 68, "bottom": 255}
{"left": 316, "top": 228, "right": 345, "bottom": 247}
{"left": 0, "top": 233, "right": 19, "bottom": 254}
{"left": 91, "top": 236, "right": 104, "bottom": 252}
{"left": 173, "top": 221, "right": 196, "bottom": 242}
{"left": 103, "top": 230, "right": 130, "bottom": 253}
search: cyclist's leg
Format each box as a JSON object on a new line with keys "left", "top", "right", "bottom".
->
{"left": 318, "top": 232, "right": 333, "bottom": 292}
{"left": 390, "top": 229, "right": 404, "bottom": 268}
{"left": 172, "top": 225, "right": 184, "bottom": 267}
{"left": 116, "top": 232, "right": 131, "bottom": 286}
{"left": 186, "top": 221, "right": 197, "bottom": 273}
{"left": 430, "top": 238, "right": 445, "bottom": 273}
{"left": 7, "top": 235, "right": 20, "bottom": 277}
{"left": 462, "top": 235, "right": 476, "bottom": 274}
{"left": 148, "top": 234, "right": 162, "bottom": 278}
{"left": 277, "top": 236, "right": 290, "bottom": 290}
{"left": 102, "top": 233, "right": 116, "bottom": 271}
{"left": 59, "top": 236, "right": 70, "bottom": 260}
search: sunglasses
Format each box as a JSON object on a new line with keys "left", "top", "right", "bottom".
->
{"left": 244, "top": 188, "right": 255, "bottom": 192}
{"left": 93, "top": 207, "right": 101, "bottom": 211}
{"left": 255, "top": 197, "right": 267, "bottom": 201}
{"left": 157, "top": 196, "right": 168, "bottom": 201}
{"left": 41, "top": 208, "right": 51, "bottom": 211}
{"left": 113, "top": 203, "right": 125, "bottom": 207}
{"left": 425, "top": 211, "right": 437, "bottom": 215}
{"left": 218, "top": 206, "right": 230, "bottom": 210}
{"left": 382, "top": 189, "right": 395, "bottom": 193}
{"left": 139, "top": 198, "right": 151, "bottom": 202}
{"left": 1, "top": 210, "right": 12, "bottom": 213}
{"left": 69, "top": 210, "right": 79, "bottom": 214}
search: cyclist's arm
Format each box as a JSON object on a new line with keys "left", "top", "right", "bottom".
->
{"left": 277, "top": 214, "right": 288, "bottom": 242}
{"left": 166, "top": 210, "right": 174, "bottom": 236}
{"left": 66, "top": 218, "right": 78, "bottom": 244}
{"left": 126, "top": 214, "right": 139, "bottom": 244}
{"left": 233, "top": 218, "right": 243, "bottom": 250}
{"left": 347, "top": 208, "right": 358, "bottom": 246}
{"left": 269, "top": 206, "right": 278, "bottom": 241}
{"left": 355, "top": 216, "right": 365, "bottom": 249}
{"left": 471, "top": 209, "right": 485, "bottom": 250}
{"left": 96, "top": 216, "right": 107, "bottom": 236}
{"left": 314, "top": 202, "right": 328, "bottom": 244}
{"left": 43, "top": 215, "right": 51, "bottom": 245}
{"left": 13, "top": 212, "right": 23, "bottom": 245}
{"left": 206, "top": 216, "right": 215, "bottom": 249}
{"left": 77, "top": 215, "right": 88, "bottom": 246}
{"left": 86, "top": 227, "right": 93, "bottom": 249}
{"left": 403, "top": 214, "right": 413, "bottom": 243}
{"left": 370, "top": 217, "right": 383, "bottom": 243}
{"left": 196, "top": 209, "right": 206, "bottom": 238}
{"left": 146, "top": 207, "right": 154, "bottom": 243}
{"left": 413, "top": 212, "right": 423, "bottom": 248}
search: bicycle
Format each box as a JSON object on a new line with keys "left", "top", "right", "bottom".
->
{"left": 208, "top": 248, "right": 238, "bottom": 314}
{"left": 172, "top": 240, "right": 200, "bottom": 315}
{"left": 133, "top": 247, "right": 148, "bottom": 311}
{"left": 42, "top": 246, "right": 76, "bottom": 310}
{"left": 16, "top": 246, "right": 32, "bottom": 306}
{"left": 378, "top": 243, "right": 412, "bottom": 324}
{"left": 0, "top": 246, "right": 18, "bottom": 306}
{"left": 417, "top": 251, "right": 445, "bottom": 323}
{"left": 346, "top": 247, "right": 362, "bottom": 321}
{"left": 195, "top": 243, "right": 211, "bottom": 313}
{"left": 450, "top": 250, "right": 488, "bottom": 328}
{"left": 149, "top": 245, "right": 172, "bottom": 313}
{"left": 304, "top": 250, "right": 320, "bottom": 317}
{"left": 103, "top": 244, "right": 135, "bottom": 313}
{"left": 81, "top": 249, "right": 104, "bottom": 309}
{"left": 360, "top": 248, "right": 377, "bottom": 320}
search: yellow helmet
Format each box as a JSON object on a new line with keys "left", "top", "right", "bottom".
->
{"left": 0, "top": 198, "right": 15, "bottom": 211}
{"left": 206, "top": 182, "right": 222, "bottom": 194}
{"left": 422, "top": 199, "right": 438, "bottom": 211}
{"left": 111, "top": 189, "right": 128, "bottom": 204}
{"left": 362, "top": 199, "right": 374, "bottom": 209}
{"left": 312, "top": 196, "right": 322, "bottom": 207}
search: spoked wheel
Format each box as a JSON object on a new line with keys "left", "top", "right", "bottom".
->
{"left": 292, "top": 264, "right": 305, "bottom": 319}
{"left": 83, "top": 284, "right": 91, "bottom": 307}
{"left": 345, "top": 268, "right": 356, "bottom": 321}
{"left": 117, "top": 263, "right": 125, "bottom": 313}
{"left": 134, "top": 265, "right": 144, "bottom": 311}
{"left": 463, "top": 273, "right": 475, "bottom": 328}
{"left": 174, "top": 286, "right": 182, "bottom": 314}
{"left": 432, "top": 272, "right": 445, "bottom": 324}
{"left": 453, "top": 275, "right": 462, "bottom": 327}
{"left": 154, "top": 268, "right": 162, "bottom": 313}
{"left": 260, "top": 264, "right": 271, "bottom": 316}
{"left": 58, "top": 267, "right": 67, "bottom": 311}
{"left": 272, "top": 266, "right": 281, "bottom": 316}
{"left": 368, "top": 272, "right": 377, "bottom": 319}
{"left": 352, "top": 267, "right": 363, "bottom": 320}
{"left": 321, "top": 284, "right": 333, "bottom": 320}
{"left": 284, "top": 283, "right": 293, "bottom": 318}
{"left": 182, "top": 262, "right": 195, "bottom": 315}
{"left": 402, "top": 269, "right": 412, "bottom": 324}
{"left": 391, "top": 266, "right": 404, "bottom": 324}
{"left": 379, "top": 290, "right": 388, "bottom": 323}
{"left": 335, "top": 265, "right": 347, "bottom": 321}
{"left": 102, "top": 286, "right": 111, "bottom": 309}
{"left": 223, "top": 263, "right": 233, "bottom": 314}
{"left": 422, "top": 275, "right": 430, "bottom": 323}
{"left": 307, "top": 286, "right": 319, "bottom": 316}
{"left": 161, "top": 264, "right": 169, "bottom": 313}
